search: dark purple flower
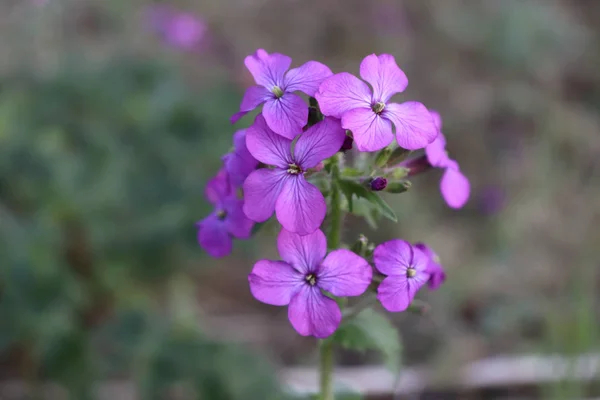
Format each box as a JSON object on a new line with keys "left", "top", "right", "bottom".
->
{"left": 147, "top": 6, "right": 207, "bottom": 51}
{"left": 424, "top": 111, "right": 470, "bottom": 209}
{"left": 414, "top": 243, "right": 446, "bottom": 290}
{"left": 248, "top": 229, "right": 372, "bottom": 338}
{"left": 341, "top": 136, "right": 354, "bottom": 151}
{"left": 315, "top": 54, "right": 437, "bottom": 152}
{"left": 223, "top": 129, "right": 258, "bottom": 187}
{"left": 196, "top": 170, "right": 254, "bottom": 258}
{"left": 374, "top": 240, "right": 430, "bottom": 312}
{"left": 370, "top": 177, "right": 387, "bottom": 191}
{"left": 231, "top": 49, "right": 333, "bottom": 139}
{"left": 243, "top": 114, "right": 346, "bottom": 235}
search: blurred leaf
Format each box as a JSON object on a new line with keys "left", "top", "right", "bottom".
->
{"left": 338, "top": 179, "right": 397, "bottom": 222}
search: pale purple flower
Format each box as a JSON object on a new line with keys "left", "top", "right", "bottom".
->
{"left": 315, "top": 54, "right": 437, "bottom": 152}
{"left": 424, "top": 111, "right": 470, "bottom": 209}
{"left": 374, "top": 240, "right": 430, "bottom": 312}
{"left": 248, "top": 229, "right": 372, "bottom": 338}
{"left": 147, "top": 6, "right": 206, "bottom": 50}
{"left": 231, "top": 49, "right": 333, "bottom": 139}
{"left": 414, "top": 243, "right": 446, "bottom": 290}
{"left": 222, "top": 129, "right": 258, "bottom": 187}
{"left": 196, "top": 170, "right": 254, "bottom": 258}
{"left": 243, "top": 114, "right": 346, "bottom": 235}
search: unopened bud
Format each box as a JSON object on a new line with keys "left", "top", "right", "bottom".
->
{"left": 387, "top": 147, "right": 411, "bottom": 166}
{"left": 385, "top": 181, "right": 411, "bottom": 194}
{"left": 374, "top": 147, "right": 392, "bottom": 168}
{"left": 340, "top": 136, "right": 353, "bottom": 152}
{"left": 369, "top": 177, "right": 387, "bottom": 191}
{"left": 350, "top": 234, "right": 369, "bottom": 256}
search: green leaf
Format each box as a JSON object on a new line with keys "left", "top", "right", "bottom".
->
{"left": 340, "top": 167, "right": 364, "bottom": 178}
{"left": 332, "top": 308, "right": 402, "bottom": 373}
{"left": 337, "top": 179, "right": 397, "bottom": 222}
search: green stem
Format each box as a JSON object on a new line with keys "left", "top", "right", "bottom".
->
{"left": 319, "top": 339, "right": 334, "bottom": 400}
{"left": 327, "top": 155, "right": 342, "bottom": 249}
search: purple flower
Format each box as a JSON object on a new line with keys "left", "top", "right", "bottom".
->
{"left": 222, "top": 129, "right": 258, "bottom": 187}
{"left": 243, "top": 114, "right": 346, "bottom": 235}
{"left": 231, "top": 49, "right": 332, "bottom": 139}
{"left": 248, "top": 229, "right": 372, "bottom": 338}
{"left": 196, "top": 170, "right": 254, "bottom": 258}
{"left": 414, "top": 243, "right": 446, "bottom": 290}
{"left": 315, "top": 54, "right": 437, "bottom": 152}
{"left": 374, "top": 240, "right": 430, "bottom": 312}
{"left": 370, "top": 177, "right": 387, "bottom": 191}
{"left": 424, "top": 111, "right": 470, "bottom": 209}
{"left": 147, "top": 6, "right": 206, "bottom": 51}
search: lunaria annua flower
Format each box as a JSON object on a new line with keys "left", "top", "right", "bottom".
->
{"left": 248, "top": 229, "right": 372, "bottom": 338}
{"left": 374, "top": 239, "right": 430, "bottom": 312}
{"left": 243, "top": 114, "right": 346, "bottom": 235}
{"left": 196, "top": 169, "right": 254, "bottom": 257}
{"left": 147, "top": 5, "right": 206, "bottom": 50}
{"left": 315, "top": 54, "right": 438, "bottom": 152}
{"left": 424, "top": 111, "right": 470, "bottom": 208}
{"left": 231, "top": 49, "right": 332, "bottom": 139}
{"left": 222, "top": 129, "right": 258, "bottom": 187}
{"left": 414, "top": 242, "right": 446, "bottom": 290}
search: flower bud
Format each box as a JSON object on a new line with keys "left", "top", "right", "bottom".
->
{"left": 387, "top": 147, "right": 411, "bottom": 166}
{"left": 350, "top": 234, "right": 369, "bottom": 256}
{"left": 374, "top": 147, "right": 392, "bottom": 168}
{"left": 387, "top": 167, "right": 409, "bottom": 180}
{"left": 385, "top": 181, "right": 411, "bottom": 193}
{"left": 369, "top": 177, "right": 387, "bottom": 191}
{"left": 340, "top": 135, "right": 353, "bottom": 152}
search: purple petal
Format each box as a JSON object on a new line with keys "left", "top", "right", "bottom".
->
{"left": 284, "top": 61, "right": 333, "bottom": 97}
{"left": 315, "top": 72, "right": 372, "bottom": 118}
{"left": 275, "top": 175, "right": 326, "bottom": 235}
{"left": 205, "top": 169, "right": 231, "bottom": 205}
{"left": 424, "top": 133, "right": 450, "bottom": 168}
{"left": 263, "top": 93, "right": 308, "bottom": 139}
{"left": 293, "top": 117, "right": 347, "bottom": 168}
{"left": 441, "top": 164, "right": 470, "bottom": 209}
{"left": 342, "top": 107, "right": 394, "bottom": 152}
{"left": 224, "top": 129, "right": 259, "bottom": 187}
{"left": 427, "top": 264, "right": 446, "bottom": 290}
{"left": 288, "top": 286, "right": 341, "bottom": 338}
{"left": 222, "top": 196, "right": 254, "bottom": 239}
{"left": 243, "top": 169, "right": 288, "bottom": 222}
{"left": 410, "top": 246, "right": 431, "bottom": 275}
{"left": 249, "top": 260, "right": 304, "bottom": 306}
{"left": 429, "top": 110, "right": 442, "bottom": 130}
{"left": 246, "top": 114, "right": 292, "bottom": 167}
{"left": 244, "top": 49, "right": 291, "bottom": 89}
{"left": 359, "top": 54, "right": 408, "bottom": 103}
{"left": 373, "top": 239, "right": 413, "bottom": 276}
{"left": 383, "top": 101, "right": 438, "bottom": 150}
{"left": 277, "top": 228, "right": 327, "bottom": 274}
{"left": 318, "top": 250, "right": 372, "bottom": 297}
{"left": 231, "top": 86, "right": 271, "bottom": 124}
{"left": 197, "top": 214, "right": 232, "bottom": 258}
{"left": 377, "top": 275, "right": 421, "bottom": 312}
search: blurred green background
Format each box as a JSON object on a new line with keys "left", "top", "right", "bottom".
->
{"left": 1, "top": 0, "right": 599, "bottom": 399}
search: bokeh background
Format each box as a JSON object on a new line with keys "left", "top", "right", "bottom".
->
{"left": 1, "top": 0, "right": 599, "bottom": 399}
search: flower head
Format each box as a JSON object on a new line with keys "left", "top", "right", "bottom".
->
{"left": 196, "top": 170, "right": 254, "bottom": 257}
{"left": 374, "top": 240, "right": 431, "bottom": 312}
{"left": 315, "top": 54, "right": 437, "bottom": 152}
{"left": 248, "top": 229, "right": 372, "bottom": 337}
{"left": 223, "top": 129, "right": 258, "bottom": 187}
{"left": 243, "top": 114, "right": 346, "bottom": 235}
{"left": 424, "top": 111, "right": 470, "bottom": 209}
{"left": 147, "top": 6, "right": 206, "bottom": 50}
{"left": 414, "top": 242, "right": 446, "bottom": 290}
{"left": 231, "top": 49, "right": 333, "bottom": 139}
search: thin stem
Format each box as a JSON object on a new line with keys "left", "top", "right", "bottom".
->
{"left": 319, "top": 339, "right": 334, "bottom": 400}
{"left": 327, "top": 154, "right": 342, "bottom": 249}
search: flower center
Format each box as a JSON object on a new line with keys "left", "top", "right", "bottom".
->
{"left": 305, "top": 273, "right": 317, "bottom": 286}
{"left": 287, "top": 163, "right": 302, "bottom": 175}
{"left": 372, "top": 101, "right": 385, "bottom": 114}
{"left": 406, "top": 267, "right": 416, "bottom": 278}
{"left": 271, "top": 86, "right": 284, "bottom": 98}
{"left": 216, "top": 209, "right": 227, "bottom": 220}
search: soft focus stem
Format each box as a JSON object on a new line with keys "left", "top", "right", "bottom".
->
{"left": 327, "top": 154, "right": 342, "bottom": 249}
{"left": 319, "top": 339, "right": 334, "bottom": 400}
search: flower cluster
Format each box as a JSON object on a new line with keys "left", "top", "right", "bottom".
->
{"left": 196, "top": 49, "right": 466, "bottom": 337}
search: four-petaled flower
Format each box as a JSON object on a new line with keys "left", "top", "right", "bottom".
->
{"left": 248, "top": 229, "right": 372, "bottom": 338}
{"left": 315, "top": 54, "right": 438, "bottom": 152}
{"left": 414, "top": 242, "right": 446, "bottom": 290}
{"left": 243, "top": 113, "right": 346, "bottom": 235}
{"left": 231, "top": 49, "right": 333, "bottom": 139}
{"left": 425, "top": 111, "right": 470, "bottom": 209}
{"left": 196, "top": 170, "right": 254, "bottom": 257}
{"left": 374, "top": 239, "right": 430, "bottom": 312}
{"left": 223, "top": 129, "right": 258, "bottom": 187}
